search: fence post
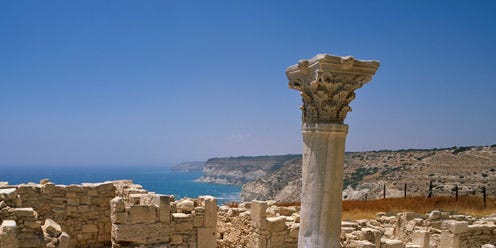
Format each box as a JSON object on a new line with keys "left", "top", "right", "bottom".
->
{"left": 455, "top": 184, "right": 458, "bottom": 201}
{"left": 483, "top": 186, "right": 487, "bottom": 208}
{"left": 404, "top": 183, "right": 407, "bottom": 198}
{"left": 427, "top": 181, "right": 433, "bottom": 198}
{"left": 383, "top": 184, "right": 386, "bottom": 199}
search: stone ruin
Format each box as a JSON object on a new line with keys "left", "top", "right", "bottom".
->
{"left": 1, "top": 180, "right": 496, "bottom": 247}
{"left": 0, "top": 180, "right": 216, "bottom": 248}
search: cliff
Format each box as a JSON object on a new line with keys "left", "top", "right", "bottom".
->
{"left": 170, "top": 161, "right": 205, "bottom": 172}
{"left": 196, "top": 155, "right": 300, "bottom": 186}
{"left": 240, "top": 145, "right": 496, "bottom": 202}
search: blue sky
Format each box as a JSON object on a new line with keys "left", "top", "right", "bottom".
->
{"left": 1, "top": 1, "right": 495, "bottom": 166}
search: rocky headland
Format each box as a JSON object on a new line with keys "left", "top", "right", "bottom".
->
{"left": 196, "top": 155, "right": 300, "bottom": 186}
{"left": 196, "top": 145, "right": 496, "bottom": 202}
{"left": 170, "top": 161, "right": 205, "bottom": 172}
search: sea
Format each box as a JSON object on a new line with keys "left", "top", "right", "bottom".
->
{"left": 0, "top": 165, "right": 241, "bottom": 205}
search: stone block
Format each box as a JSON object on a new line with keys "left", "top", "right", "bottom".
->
{"left": 381, "top": 238, "right": 405, "bottom": 248}
{"left": 200, "top": 195, "right": 217, "bottom": 227}
{"left": 348, "top": 240, "right": 375, "bottom": 248}
{"left": 110, "top": 197, "right": 125, "bottom": 213}
{"left": 442, "top": 220, "right": 469, "bottom": 234}
{"left": 177, "top": 199, "right": 195, "bottom": 213}
{"left": 0, "top": 188, "right": 16, "bottom": 201}
{"left": 95, "top": 182, "right": 115, "bottom": 193}
{"left": 157, "top": 194, "right": 172, "bottom": 224}
{"left": 197, "top": 227, "right": 216, "bottom": 248}
{"left": 112, "top": 223, "right": 169, "bottom": 244}
{"left": 67, "top": 197, "right": 79, "bottom": 205}
{"left": 251, "top": 233, "right": 267, "bottom": 248}
{"left": 80, "top": 195, "right": 91, "bottom": 205}
{"left": 41, "top": 183, "right": 57, "bottom": 193}
{"left": 439, "top": 232, "right": 457, "bottom": 248}
{"left": 174, "top": 221, "right": 194, "bottom": 233}
{"left": 14, "top": 207, "right": 38, "bottom": 220}
{"left": 251, "top": 200, "right": 267, "bottom": 229}
{"left": 170, "top": 234, "right": 183, "bottom": 245}
{"left": 411, "top": 230, "right": 429, "bottom": 248}
{"left": 267, "top": 216, "right": 286, "bottom": 232}
{"left": 82, "top": 224, "right": 98, "bottom": 233}
{"left": 359, "top": 227, "right": 382, "bottom": 247}
{"left": 111, "top": 212, "right": 129, "bottom": 224}
{"left": 194, "top": 214, "right": 204, "bottom": 227}
{"left": 129, "top": 205, "right": 157, "bottom": 224}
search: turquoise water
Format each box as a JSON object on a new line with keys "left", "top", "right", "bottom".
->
{"left": 0, "top": 165, "right": 241, "bottom": 204}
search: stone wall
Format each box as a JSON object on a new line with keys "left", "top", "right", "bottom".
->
{"left": 0, "top": 180, "right": 217, "bottom": 248}
{"left": 12, "top": 181, "right": 117, "bottom": 247}
{"left": 110, "top": 183, "right": 217, "bottom": 248}
{"left": 216, "top": 201, "right": 496, "bottom": 248}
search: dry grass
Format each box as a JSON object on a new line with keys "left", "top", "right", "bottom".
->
{"left": 224, "top": 196, "right": 496, "bottom": 221}
{"left": 225, "top": 196, "right": 496, "bottom": 221}
{"left": 342, "top": 196, "right": 496, "bottom": 220}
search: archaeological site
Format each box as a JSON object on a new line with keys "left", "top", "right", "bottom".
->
{"left": 1, "top": 54, "right": 495, "bottom": 248}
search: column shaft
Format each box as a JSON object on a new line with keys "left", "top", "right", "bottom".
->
{"left": 298, "top": 124, "right": 348, "bottom": 248}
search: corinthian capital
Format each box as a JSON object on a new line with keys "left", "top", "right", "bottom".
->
{"left": 286, "top": 54, "right": 380, "bottom": 124}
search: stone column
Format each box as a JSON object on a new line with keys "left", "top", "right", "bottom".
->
{"left": 286, "top": 54, "right": 379, "bottom": 248}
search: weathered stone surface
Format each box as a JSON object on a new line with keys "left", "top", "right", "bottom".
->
{"left": 348, "top": 240, "right": 375, "bottom": 248}
{"left": 129, "top": 205, "right": 157, "bottom": 224}
{"left": 251, "top": 200, "right": 267, "bottom": 229}
{"left": 267, "top": 216, "right": 286, "bottom": 232}
{"left": 200, "top": 195, "right": 217, "bottom": 228}
{"left": 177, "top": 199, "right": 195, "bottom": 213}
{"left": 0, "top": 188, "right": 17, "bottom": 201}
{"left": 287, "top": 54, "right": 379, "bottom": 248}
{"left": 112, "top": 223, "right": 169, "bottom": 244}
{"left": 381, "top": 238, "right": 405, "bottom": 248}
{"left": 0, "top": 220, "right": 17, "bottom": 248}
{"left": 110, "top": 197, "right": 125, "bottom": 213}
{"left": 42, "top": 219, "right": 62, "bottom": 237}
{"left": 411, "top": 230, "right": 429, "bottom": 248}
{"left": 198, "top": 227, "right": 216, "bottom": 248}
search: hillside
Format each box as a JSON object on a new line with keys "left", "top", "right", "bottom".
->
{"left": 196, "top": 155, "right": 300, "bottom": 185}
{"left": 240, "top": 145, "right": 496, "bottom": 202}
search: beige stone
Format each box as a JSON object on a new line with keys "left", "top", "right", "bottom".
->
{"left": 129, "top": 205, "right": 157, "bottom": 224}
{"left": 0, "top": 188, "right": 16, "bottom": 201}
{"left": 200, "top": 195, "right": 217, "bottom": 228}
{"left": 267, "top": 216, "right": 286, "bottom": 232}
{"left": 112, "top": 223, "right": 169, "bottom": 244}
{"left": 198, "top": 227, "right": 216, "bottom": 248}
{"left": 110, "top": 197, "right": 125, "bottom": 213}
{"left": 170, "top": 234, "right": 183, "bottom": 245}
{"left": 82, "top": 224, "right": 98, "bottom": 233}
{"left": 381, "top": 238, "right": 405, "bottom": 248}
{"left": 411, "top": 230, "right": 429, "bottom": 248}
{"left": 251, "top": 200, "right": 267, "bottom": 229}
{"left": 0, "top": 220, "right": 17, "bottom": 248}
{"left": 348, "top": 240, "right": 375, "bottom": 248}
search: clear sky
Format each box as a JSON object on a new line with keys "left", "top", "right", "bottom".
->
{"left": 1, "top": 1, "right": 495, "bottom": 166}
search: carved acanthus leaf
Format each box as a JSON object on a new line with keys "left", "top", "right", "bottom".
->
{"left": 294, "top": 70, "right": 368, "bottom": 124}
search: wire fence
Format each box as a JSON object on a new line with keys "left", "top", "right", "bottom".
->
{"left": 365, "top": 181, "right": 496, "bottom": 208}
